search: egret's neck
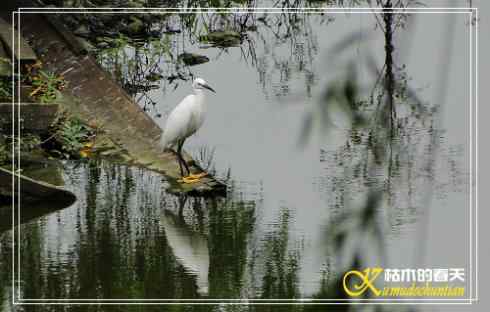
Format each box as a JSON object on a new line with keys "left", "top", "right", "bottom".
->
{"left": 193, "top": 88, "right": 206, "bottom": 103}
{"left": 193, "top": 88, "right": 207, "bottom": 116}
{"left": 194, "top": 88, "right": 205, "bottom": 95}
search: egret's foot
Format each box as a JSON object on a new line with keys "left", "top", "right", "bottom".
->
{"left": 178, "top": 172, "right": 208, "bottom": 184}
{"left": 189, "top": 172, "right": 208, "bottom": 179}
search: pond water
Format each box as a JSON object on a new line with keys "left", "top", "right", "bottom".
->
{"left": 0, "top": 4, "right": 475, "bottom": 309}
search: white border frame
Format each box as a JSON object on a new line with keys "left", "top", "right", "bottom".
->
{"left": 10, "top": 6, "right": 478, "bottom": 305}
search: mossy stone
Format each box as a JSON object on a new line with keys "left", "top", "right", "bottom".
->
{"left": 199, "top": 31, "right": 242, "bottom": 48}
{"left": 178, "top": 53, "right": 210, "bottom": 66}
{"left": 127, "top": 17, "right": 144, "bottom": 35}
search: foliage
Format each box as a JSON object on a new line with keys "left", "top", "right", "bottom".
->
{"left": 96, "top": 33, "right": 175, "bottom": 114}
{"left": 260, "top": 208, "right": 301, "bottom": 299}
{"left": 0, "top": 134, "right": 42, "bottom": 166}
{"left": 0, "top": 142, "right": 8, "bottom": 165}
{"left": 29, "top": 70, "right": 66, "bottom": 103}
{"left": 52, "top": 115, "right": 94, "bottom": 159}
{"left": 7, "top": 134, "right": 42, "bottom": 153}
{"left": 0, "top": 77, "right": 11, "bottom": 100}
{"left": 1, "top": 115, "right": 96, "bottom": 163}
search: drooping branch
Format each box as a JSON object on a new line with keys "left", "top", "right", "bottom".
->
{"left": 383, "top": 0, "right": 396, "bottom": 137}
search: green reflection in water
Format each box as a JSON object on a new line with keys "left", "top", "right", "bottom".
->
{"left": 260, "top": 208, "right": 300, "bottom": 300}
{"left": 207, "top": 196, "right": 256, "bottom": 298}
{"left": 2, "top": 160, "right": 259, "bottom": 304}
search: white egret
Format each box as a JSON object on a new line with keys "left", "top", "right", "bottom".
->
{"left": 159, "top": 77, "right": 216, "bottom": 183}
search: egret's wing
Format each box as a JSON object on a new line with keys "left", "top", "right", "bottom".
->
{"left": 159, "top": 95, "right": 196, "bottom": 148}
{"left": 161, "top": 211, "right": 209, "bottom": 295}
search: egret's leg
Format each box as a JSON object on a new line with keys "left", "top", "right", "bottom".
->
{"left": 175, "top": 141, "right": 208, "bottom": 184}
{"left": 168, "top": 146, "right": 184, "bottom": 176}
{"left": 176, "top": 140, "right": 196, "bottom": 184}
{"left": 176, "top": 140, "right": 190, "bottom": 176}
{"left": 176, "top": 151, "right": 185, "bottom": 177}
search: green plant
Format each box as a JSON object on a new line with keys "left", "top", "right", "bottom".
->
{"left": 0, "top": 134, "right": 42, "bottom": 167}
{"left": 0, "top": 77, "right": 11, "bottom": 100}
{"left": 0, "top": 144, "right": 8, "bottom": 165}
{"left": 29, "top": 70, "right": 66, "bottom": 103}
{"left": 19, "top": 134, "right": 42, "bottom": 152}
{"left": 56, "top": 117, "right": 92, "bottom": 158}
{"left": 4, "top": 134, "right": 41, "bottom": 153}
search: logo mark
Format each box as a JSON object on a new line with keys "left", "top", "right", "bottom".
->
{"left": 343, "top": 267, "right": 383, "bottom": 297}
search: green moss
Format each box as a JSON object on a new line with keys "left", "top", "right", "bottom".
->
{"left": 199, "top": 30, "right": 242, "bottom": 48}
{"left": 127, "top": 16, "right": 144, "bottom": 35}
{"left": 0, "top": 76, "right": 11, "bottom": 101}
{"left": 0, "top": 143, "right": 8, "bottom": 166}
{"left": 178, "top": 53, "right": 210, "bottom": 66}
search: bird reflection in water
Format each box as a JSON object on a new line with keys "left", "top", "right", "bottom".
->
{"left": 161, "top": 195, "right": 210, "bottom": 296}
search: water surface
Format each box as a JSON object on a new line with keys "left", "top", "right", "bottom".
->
{"left": 0, "top": 6, "right": 472, "bottom": 307}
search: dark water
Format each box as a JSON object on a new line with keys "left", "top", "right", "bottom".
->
{"left": 0, "top": 4, "right": 473, "bottom": 309}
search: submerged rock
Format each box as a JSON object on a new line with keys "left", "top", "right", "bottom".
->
{"left": 163, "top": 26, "right": 181, "bottom": 34}
{"left": 178, "top": 52, "right": 210, "bottom": 66}
{"left": 95, "top": 36, "right": 124, "bottom": 49}
{"left": 73, "top": 25, "right": 90, "bottom": 38}
{"left": 199, "top": 30, "right": 242, "bottom": 48}
{"left": 75, "top": 36, "right": 95, "bottom": 53}
{"left": 145, "top": 72, "right": 164, "bottom": 82}
{"left": 95, "top": 36, "right": 113, "bottom": 44}
{"left": 127, "top": 16, "right": 144, "bottom": 35}
{"left": 96, "top": 41, "right": 109, "bottom": 49}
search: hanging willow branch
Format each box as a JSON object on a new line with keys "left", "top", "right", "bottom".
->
{"left": 383, "top": 0, "right": 397, "bottom": 139}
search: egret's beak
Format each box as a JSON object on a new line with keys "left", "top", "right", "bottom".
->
{"left": 202, "top": 83, "right": 216, "bottom": 93}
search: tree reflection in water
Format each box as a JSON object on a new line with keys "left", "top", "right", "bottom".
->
{"left": 0, "top": 0, "right": 471, "bottom": 310}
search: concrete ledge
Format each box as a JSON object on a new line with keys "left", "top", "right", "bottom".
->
{"left": 0, "top": 17, "right": 37, "bottom": 64}
{"left": 0, "top": 102, "right": 58, "bottom": 134}
{"left": 0, "top": 167, "right": 76, "bottom": 204}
